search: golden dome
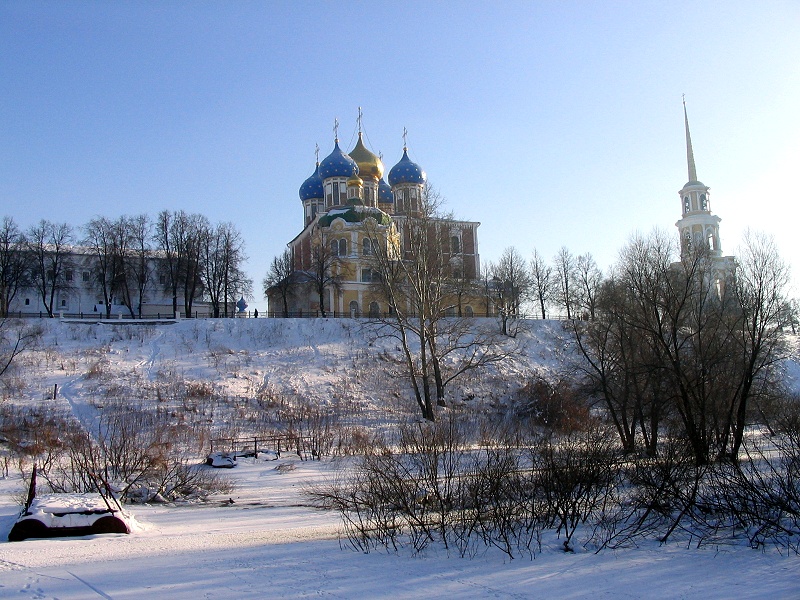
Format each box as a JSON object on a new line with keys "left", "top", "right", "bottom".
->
{"left": 347, "top": 173, "right": 363, "bottom": 187}
{"left": 348, "top": 133, "right": 384, "bottom": 180}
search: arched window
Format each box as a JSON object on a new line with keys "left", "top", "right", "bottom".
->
{"left": 465, "top": 305, "right": 474, "bottom": 317}
{"left": 338, "top": 238, "right": 347, "bottom": 257}
{"left": 700, "top": 194, "right": 708, "bottom": 210}
{"left": 362, "top": 239, "right": 373, "bottom": 256}
{"left": 369, "top": 302, "right": 380, "bottom": 318}
{"left": 330, "top": 239, "right": 339, "bottom": 256}
{"left": 684, "top": 196, "right": 690, "bottom": 213}
{"left": 349, "top": 300, "right": 360, "bottom": 318}
{"left": 451, "top": 236, "right": 460, "bottom": 254}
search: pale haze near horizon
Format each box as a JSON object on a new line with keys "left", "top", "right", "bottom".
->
{"left": 2, "top": 1, "right": 798, "bottom": 312}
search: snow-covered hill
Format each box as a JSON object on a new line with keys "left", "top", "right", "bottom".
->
{"left": 0, "top": 318, "right": 798, "bottom": 598}
{"left": 3, "top": 318, "right": 574, "bottom": 433}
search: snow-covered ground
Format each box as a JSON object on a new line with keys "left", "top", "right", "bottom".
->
{"left": 1, "top": 455, "right": 798, "bottom": 599}
{"left": 0, "top": 318, "right": 798, "bottom": 598}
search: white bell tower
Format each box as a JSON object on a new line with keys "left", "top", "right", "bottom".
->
{"left": 675, "top": 99, "right": 722, "bottom": 259}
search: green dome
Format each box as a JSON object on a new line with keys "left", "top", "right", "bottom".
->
{"left": 318, "top": 205, "right": 392, "bottom": 228}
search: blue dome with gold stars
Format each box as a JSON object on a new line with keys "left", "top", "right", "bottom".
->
{"left": 299, "top": 163, "right": 324, "bottom": 201}
{"left": 388, "top": 148, "right": 426, "bottom": 186}
{"left": 319, "top": 141, "right": 358, "bottom": 179}
{"left": 378, "top": 178, "right": 394, "bottom": 203}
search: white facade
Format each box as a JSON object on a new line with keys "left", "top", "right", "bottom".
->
{"left": 8, "top": 250, "right": 186, "bottom": 318}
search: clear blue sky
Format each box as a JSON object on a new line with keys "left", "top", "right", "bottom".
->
{"left": 2, "top": 1, "right": 799, "bottom": 311}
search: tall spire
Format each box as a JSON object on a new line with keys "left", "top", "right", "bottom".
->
{"left": 683, "top": 95, "right": 698, "bottom": 182}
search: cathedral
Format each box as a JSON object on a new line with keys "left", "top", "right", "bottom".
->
{"left": 267, "top": 116, "right": 485, "bottom": 317}
{"left": 266, "top": 104, "right": 732, "bottom": 318}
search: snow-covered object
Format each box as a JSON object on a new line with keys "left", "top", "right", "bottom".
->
{"left": 8, "top": 493, "right": 131, "bottom": 542}
{"left": 206, "top": 452, "right": 237, "bottom": 468}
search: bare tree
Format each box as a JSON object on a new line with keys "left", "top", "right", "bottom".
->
{"left": 154, "top": 210, "right": 207, "bottom": 317}
{"left": 0, "top": 319, "right": 42, "bottom": 379}
{"left": 446, "top": 260, "right": 479, "bottom": 318}
{"left": 307, "top": 229, "right": 342, "bottom": 318}
{"left": 487, "top": 247, "right": 531, "bottom": 336}
{"left": 427, "top": 316, "right": 511, "bottom": 406}
{"left": 220, "top": 222, "right": 252, "bottom": 317}
{"left": 201, "top": 221, "right": 251, "bottom": 318}
{"left": 125, "top": 214, "right": 152, "bottom": 318}
{"left": 365, "top": 213, "right": 438, "bottom": 419}
{"left": 575, "top": 252, "right": 603, "bottom": 321}
{"left": 571, "top": 237, "right": 671, "bottom": 457}
{"left": 724, "top": 231, "right": 792, "bottom": 460}
{"left": 530, "top": 247, "right": 554, "bottom": 319}
{"left": 180, "top": 213, "right": 209, "bottom": 317}
{"left": 553, "top": 246, "right": 577, "bottom": 320}
{"left": 154, "top": 211, "right": 180, "bottom": 317}
{"left": 0, "top": 217, "right": 32, "bottom": 318}
{"left": 264, "top": 249, "right": 297, "bottom": 318}
{"left": 83, "top": 216, "right": 131, "bottom": 318}
{"left": 782, "top": 298, "right": 799, "bottom": 335}
{"left": 366, "top": 187, "right": 507, "bottom": 419}
{"left": 26, "top": 220, "right": 75, "bottom": 317}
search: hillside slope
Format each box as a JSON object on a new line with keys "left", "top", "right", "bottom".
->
{"left": 3, "top": 318, "right": 577, "bottom": 431}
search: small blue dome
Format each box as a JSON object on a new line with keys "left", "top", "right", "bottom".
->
{"left": 299, "top": 163, "right": 324, "bottom": 201}
{"left": 388, "top": 148, "right": 426, "bottom": 186}
{"left": 378, "top": 178, "right": 394, "bottom": 203}
{"left": 319, "top": 141, "right": 358, "bottom": 179}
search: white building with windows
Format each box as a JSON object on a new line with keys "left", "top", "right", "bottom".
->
{"left": 7, "top": 249, "right": 191, "bottom": 318}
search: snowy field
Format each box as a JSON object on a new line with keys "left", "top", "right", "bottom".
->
{"left": 0, "top": 318, "right": 798, "bottom": 598}
{"left": 1, "top": 456, "right": 798, "bottom": 599}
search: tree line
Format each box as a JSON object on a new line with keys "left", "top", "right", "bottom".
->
{"left": 572, "top": 230, "right": 796, "bottom": 466}
{"left": 469, "top": 232, "right": 796, "bottom": 465}
{"left": 448, "top": 229, "right": 797, "bottom": 466}
{"left": 0, "top": 212, "right": 252, "bottom": 319}
{"left": 483, "top": 245, "right": 603, "bottom": 334}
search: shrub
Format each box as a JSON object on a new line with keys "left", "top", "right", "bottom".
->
{"left": 515, "top": 374, "right": 592, "bottom": 433}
